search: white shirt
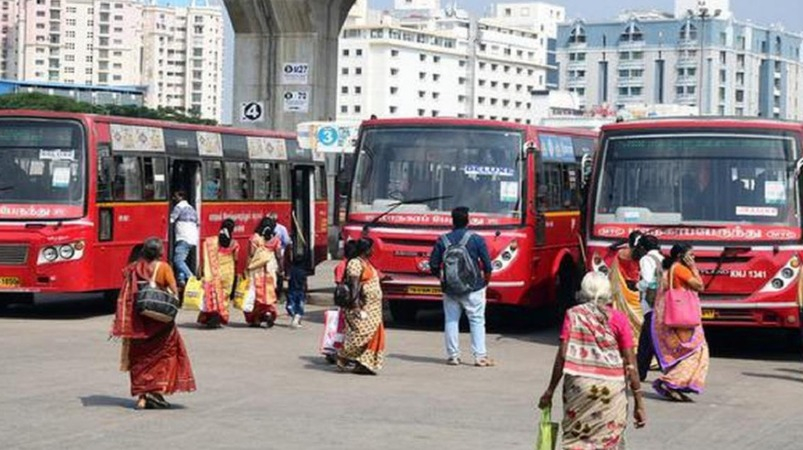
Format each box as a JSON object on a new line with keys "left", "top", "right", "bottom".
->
{"left": 170, "top": 200, "right": 199, "bottom": 246}
{"left": 637, "top": 250, "right": 663, "bottom": 313}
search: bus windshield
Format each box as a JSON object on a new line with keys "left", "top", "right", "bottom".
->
{"left": 595, "top": 133, "right": 798, "bottom": 227}
{"left": 0, "top": 120, "right": 86, "bottom": 219}
{"left": 350, "top": 127, "right": 524, "bottom": 221}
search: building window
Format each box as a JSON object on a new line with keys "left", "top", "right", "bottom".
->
{"left": 356, "top": 49, "right": 363, "bottom": 56}
{"left": 420, "top": 54, "right": 426, "bottom": 62}
{"left": 418, "top": 109, "right": 425, "bottom": 117}
{"left": 621, "top": 23, "right": 643, "bottom": 42}
{"left": 342, "top": 49, "right": 349, "bottom": 56}
{"left": 342, "top": 67, "right": 349, "bottom": 75}
{"left": 355, "top": 67, "right": 362, "bottom": 75}
{"left": 390, "top": 68, "right": 399, "bottom": 76}
{"left": 390, "top": 87, "right": 398, "bottom": 94}
{"left": 418, "top": 91, "right": 425, "bottom": 98}
{"left": 354, "top": 105, "right": 361, "bottom": 113}
{"left": 391, "top": 49, "right": 399, "bottom": 57}
{"left": 340, "top": 105, "right": 348, "bottom": 113}
{"left": 389, "top": 106, "right": 397, "bottom": 114}
{"left": 568, "top": 24, "right": 586, "bottom": 44}
{"left": 341, "top": 86, "right": 348, "bottom": 94}
{"left": 680, "top": 22, "right": 697, "bottom": 41}
{"left": 355, "top": 86, "right": 362, "bottom": 94}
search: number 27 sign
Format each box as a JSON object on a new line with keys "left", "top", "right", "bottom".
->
{"left": 281, "top": 63, "right": 309, "bottom": 85}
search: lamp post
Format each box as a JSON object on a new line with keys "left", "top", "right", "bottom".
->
{"left": 688, "top": 2, "right": 721, "bottom": 115}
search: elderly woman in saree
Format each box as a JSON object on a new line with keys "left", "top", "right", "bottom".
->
{"left": 652, "top": 244, "right": 709, "bottom": 402}
{"left": 539, "top": 272, "right": 646, "bottom": 449}
{"left": 609, "top": 231, "right": 646, "bottom": 349}
{"left": 197, "top": 219, "right": 240, "bottom": 328}
{"left": 111, "top": 237, "right": 196, "bottom": 410}
{"left": 244, "top": 217, "right": 282, "bottom": 328}
{"left": 337, "top": 238, "right": 386, "bottom": 375}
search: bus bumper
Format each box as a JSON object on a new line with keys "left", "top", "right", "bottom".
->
{"left": 700, "top": 301, "right": 800, "bottom": 329}
{"left": 380, "top": 274, "right": 530, "bottom": 305}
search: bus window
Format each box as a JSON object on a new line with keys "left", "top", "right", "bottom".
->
{"left": 539, "top": 162, "right": 581, "bottom": 211}
{"left": 142, "top": 157, "right": 167, "bottom": 200}
{"left": 202, "top": 160, "right": 222, "bottom": 200}
{"left": 315, "top": 165, "right": 327, "bottom": 200}
{"left": 251, "top": 162, "right": 271, "bottom": 199}
{"left": 112, "top": 156, "right": 143, "bottom": 201}
{"left": 224, "top": 161, "right": 249, "bottom": 200}
{"left": 271, "top": 163, "right": 290, "bottom": 200}
{"left": 97, "top": 156, "right": 114, "bottom": 202}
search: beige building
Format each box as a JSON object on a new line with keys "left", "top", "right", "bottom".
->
{"left": 1, "top": 0, "right": 223, "bottom": 121}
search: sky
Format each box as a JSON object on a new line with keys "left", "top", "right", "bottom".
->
{"left": 372, "top": 0, "right": 803, "bottom": 30}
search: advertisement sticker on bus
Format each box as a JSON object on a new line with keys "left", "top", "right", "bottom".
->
{"left": 539, "top": 134, "right": 575, "bottom": 163}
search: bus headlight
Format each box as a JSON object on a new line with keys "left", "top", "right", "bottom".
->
{"left": 42, "top": 247, "right": 58, "bottom": 262}
{"left": 38, "top": 241, "right": 85, "bottom": 265}
{"left": 492, "top": 240, "right": 519, "bottom": 272}
{"left": 59, "top": 245, "right": 75, "bottom": 260}
{"left": 592, "top": 253, "right": 609, "bottom": 275}
{"left": 759, "top": 255, "right": 801, "bottom": 293}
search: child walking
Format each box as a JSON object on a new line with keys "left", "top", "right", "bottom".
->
{"left": 286, "top": 254, "right": 309, "bottom": 329}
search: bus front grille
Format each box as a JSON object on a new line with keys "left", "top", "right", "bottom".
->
{"left": 0, "top": 245, "right": 29, "bottom": 265}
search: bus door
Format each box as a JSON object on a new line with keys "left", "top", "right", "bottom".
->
{"left": 169, "top": 159, "right": 201, "bottom": 273}
{"left": 290, "top": 164, "right": 315, "bottom": 271}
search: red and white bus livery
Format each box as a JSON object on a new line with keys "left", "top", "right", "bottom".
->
{"left": 586, "top": 118, "right": 803, "bottom": 333}
{"left": 0, "top": 110, "right": 327, "bottom": 306}
{"left": 341, "top": 118, "right": 596, "bottom": 323}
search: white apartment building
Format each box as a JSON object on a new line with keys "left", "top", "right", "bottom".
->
{"left": 337, "top": 3, "right": 552, "bottom": 123}
{"left": 0, "top": 0, "right": 223, "bottom": 121}
{"left": 486, "top": 2, "right": 565, "bottom": 38}
{"left": 142, "top": 3, "right": 223, "bottom": 120}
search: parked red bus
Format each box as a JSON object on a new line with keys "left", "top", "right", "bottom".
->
{"left": 586, "top": 118, "right": 803, "bottom": 338}
{"left": 0, "top": 110, "right": 327, "bottom": 307}
{"left": 341, "top": 118, "right": 596, "bottom": 323}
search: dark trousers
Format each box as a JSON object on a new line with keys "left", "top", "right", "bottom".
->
{"left": 637, "top": 311, "right": 654, "bottom": 382}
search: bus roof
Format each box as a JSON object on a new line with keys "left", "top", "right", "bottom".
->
{"left": 0, "top": 109, "right": 296, "bottom": 139}
{"left": 360, "top": 117, "right": 597, "bottom": 137}
{"left": 601, "top": 116, "right": 803, "bottom": 134}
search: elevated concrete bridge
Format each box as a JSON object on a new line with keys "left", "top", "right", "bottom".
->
{"left": 224, "top": 0, "right": 355, "bottom": 131}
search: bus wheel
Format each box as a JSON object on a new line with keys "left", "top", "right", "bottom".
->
{"left": 556, "top": 259, "right": 579, "bottom": 321}
{"left": 390, "top": 301, "right": 418, "bottom": 325}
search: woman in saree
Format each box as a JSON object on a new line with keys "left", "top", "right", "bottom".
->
{"left": 337, "top": 237, "right": 386, "bottom": 375}
{"left": 539, "top": 272, "right": 646, "bottom": 449}
{"left": 110, "top": 237, "right": 196, "bottom": 410}
{"left": 197, "top": 219, "right": 240, "bottom": 328}
{"left": 244, "top": 217, "right": 282, "bottom": 328}
{"left": 610, "top": 231, "right": 646, "bottom": 348}
{"left": 652, "top": 244, "right": 709, "bottom": 402}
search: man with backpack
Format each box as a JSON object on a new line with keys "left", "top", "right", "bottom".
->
{"left": 635, "top": 234, "right": 663, "bottom": 381}
{"left": 429, "top": 207, "right": 495, "bottom": 367}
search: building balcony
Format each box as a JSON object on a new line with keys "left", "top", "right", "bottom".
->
{"left": 618, "top": 39, "right": 645, "bottom": 49}
{"left": 566, "top": 77, "right": 586, "bottom": 88}
{"left": 567, "top": 41, "right": 587, "bottom": 50}
{"left": 676, "top": 75, "right": 697, "bottom": 84}
{"left": 617, "top": 78, "right": 644, "bottom": 86}
{"left": 618, "top": 60, "right": 645, "bottom": 69}
{"left": 566, "top": 61, "right": 587, "bottom": 70}
{"left": 675, "top": 93, "right": 697, "bottom": 103}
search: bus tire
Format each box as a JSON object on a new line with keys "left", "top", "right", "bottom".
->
{"left": 556, "top": 258, "right": 579, "bottom": 321}
{"left": 390, "top": 301, "right": 418, "bottom": 325}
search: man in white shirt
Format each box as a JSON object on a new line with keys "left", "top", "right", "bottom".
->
{"left": 170, "top": 191, "right": 199, "bottom": 287}
{"left": 267, "top": 212, "right": 292, "bottom": 298}
{"left": 636, "top": 234, "right": 663, "bottom": 381}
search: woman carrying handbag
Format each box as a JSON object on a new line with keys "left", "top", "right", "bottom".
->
{"left": 652, "top": 244, "right": 710, "bottom": 402}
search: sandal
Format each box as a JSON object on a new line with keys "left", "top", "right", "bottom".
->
{"left": 352, "top": 363, "right": 377, "bottom": 376}
{"left": 134, "top": 395, "right": 148, "bottom": 410}
{"left": 653, "top": 381, "right": 684, "bottom": 402}
{"left": 474, "top": 357, "right": 496, "bottom": 367}
{"left": 145, "top": 393, "right": 170, "bottom": 409}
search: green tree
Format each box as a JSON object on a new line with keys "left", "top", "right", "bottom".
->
{"left": 0, "top": 92, "right": 217, "bottom": 125}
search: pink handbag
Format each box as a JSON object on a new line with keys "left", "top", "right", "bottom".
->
{"left": 663, "top": 265, "right": 702, "bottom": 328}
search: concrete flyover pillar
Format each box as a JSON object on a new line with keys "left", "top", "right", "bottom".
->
{"left": 224, "top": 0, "right": 355, "bottom": 132}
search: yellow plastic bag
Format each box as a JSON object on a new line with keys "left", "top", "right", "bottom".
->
{"left": 536, "top": 407, "right": 559, "bottom": 450}
{"left": 182, "top": 276, "right": 204, "bottom": 311}
{"left": 232, "top": 277, "right": 250, "bottom": 310}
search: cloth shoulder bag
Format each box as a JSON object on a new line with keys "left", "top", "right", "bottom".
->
{"left": 135, "top": 262, "right": 180, "bottom": 323}
{"left": 663, "top": 264, "right": 702, "bottom": 328}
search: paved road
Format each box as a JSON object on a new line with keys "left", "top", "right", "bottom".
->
{"left": 0, "top": 276, "right": 801, "bottom": 449}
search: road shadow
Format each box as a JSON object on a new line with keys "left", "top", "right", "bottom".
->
{"left": 79, "top": 395, "right": 133, "bottom": 409}
{"left": 386, "top": 353, "right": 447, "bottom": 366}
{"left": 79, "top": 395, "right": 188, "bottom": 410}
{"left": 0, "top": 298, "right": 114, "bottom": 320}
{"left": 706, "top": 328, "right": 801, "bottom": 362}
{"left": 742, "top": 368, "right": 803, "bottom": 384}
{"left": 298, "top": 355, "right": 340, "bottom": 373}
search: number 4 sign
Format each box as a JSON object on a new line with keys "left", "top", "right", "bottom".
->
{"left": 240, "top": 101, "right": 265, "bottom": 123}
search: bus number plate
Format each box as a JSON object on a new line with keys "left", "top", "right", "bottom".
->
{"left": 701, "top": 309, "right": 716, "bottom": 320}
{"left": 407, "top": 286, "right": 441, "bottom": 295}
{"left": 0, "top": 277, "right": 20, "bottom": 288}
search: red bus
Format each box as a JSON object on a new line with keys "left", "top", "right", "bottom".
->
{"left": 0, "top": 110, "right": 327, "bottom": 307}
{"left": 341, "top": 118, "right": 597, "bottom": 323}
{"left": 586, "top": 118, "right": 803, "bottom": 338}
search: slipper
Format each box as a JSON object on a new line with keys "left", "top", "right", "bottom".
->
{"left": 145, "top": 393, "right": 170, "bottom": 409}
{"left": 653, "top": 381, "right": 684, "bottom": 402}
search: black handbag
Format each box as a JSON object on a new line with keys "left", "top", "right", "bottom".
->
{"left": 135, "top": 262, "right": 180, "bottom": 323}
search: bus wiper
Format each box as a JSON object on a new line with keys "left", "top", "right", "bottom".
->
{"left": 363, "top": 195, "right": 453, "bottom": 233}
{"left": 0, "top": 185, "right": 13, "bottom": 192}
{"left": 705, "top": 246, "right": 751, "bottom": 290}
